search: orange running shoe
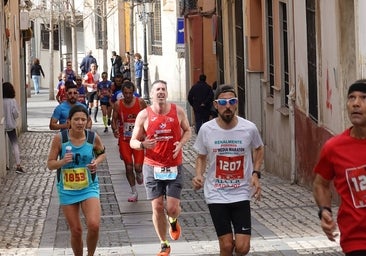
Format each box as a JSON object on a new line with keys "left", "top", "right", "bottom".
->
{"left": 169, "top": 219, "right": 181, "bottom": 240}
{"left": 157, "top": 243, "right": 171, "bottom": 256}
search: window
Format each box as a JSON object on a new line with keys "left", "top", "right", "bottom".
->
{"left": 306, "top": 0, "right": 318, "bottom": 121}
{"left": 266, "top": 0, "right": 274, "bottom": 97}
{"left": 41, "top": 24, "right": 59, "bottom": 50}
{"left": 150, "top": 1, "right": 162, "bottom": 55}
{"left": 280, "top": 2, "right": 289, "bottom": 108}
{"left": 216, "top": 0, "right": 224, "bottom": 84}
{"left": 95, "top": 0, "right": 103, "bottom": 49}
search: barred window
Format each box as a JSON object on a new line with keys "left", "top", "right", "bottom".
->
{"left": 95, "top": 0, "right": 103, "bottom": 49}
{"left": 150, "top": 1, "right": 162, "bottom": 55}
{"left": 41, "top": 24, "right": 59, "bottom": 50}
{"left": 280, "top": 2, "right": 289, "bottom": 108}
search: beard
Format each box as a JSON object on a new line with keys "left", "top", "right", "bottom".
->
{"left": 69, "top": 98, "right": 77, "bottom": 104}
{"left": 219, "top": 110, "right": 235, "bottom": 124}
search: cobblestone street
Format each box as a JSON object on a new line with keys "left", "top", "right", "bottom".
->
{"left": 0, "top": 91, "right": 343, "bottom": 255}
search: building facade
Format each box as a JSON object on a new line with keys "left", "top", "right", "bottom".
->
{"left": 203, "top": 0, "right": 366, "bottom": 188}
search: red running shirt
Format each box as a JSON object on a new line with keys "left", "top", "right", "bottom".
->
{"left": 144, "top": 104, "right": 182, "bottom": 167}
{"left": 118, "top": 98, "right": 142, "bottom": 141}
{"left": 314, "top": 128, "right": 366, "bottom": 253}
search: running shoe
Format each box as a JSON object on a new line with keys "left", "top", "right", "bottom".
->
{"left": 169, "top": 219, "right": 181, "bottom": 240}
{"left": 127, "top": 192, "right": 138, "bottom": 202}
{"left": 104, "top": 127, "right": 108, "bottom": 133}
{"left": 15, "top": 167, "right": 26, "bottom": 174}
{"left": 136, "top": 172, "right": 144, "bottom": 185}
{"left": 157, "top": 243, "right": 171, "bottom": 256}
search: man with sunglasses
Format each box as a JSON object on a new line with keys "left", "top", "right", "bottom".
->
{"left": 192, "top": 84, "right": 264, "bottom": 256}
{"left": 63, "top": 60, "right": 77, "bottom": 82}
{"left": 50, "top": 81, "right": 92, "bottom": 131}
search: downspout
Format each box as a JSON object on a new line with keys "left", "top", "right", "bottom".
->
{"left": 129, "top": 0, "right": 135, "bottom": 84}
{"left": 289, "top": 1, "right": 296, "bottom": 184}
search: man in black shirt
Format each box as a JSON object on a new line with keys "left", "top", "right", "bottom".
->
{"left": 188, "top": 74, "right": 214, "bottom": 134}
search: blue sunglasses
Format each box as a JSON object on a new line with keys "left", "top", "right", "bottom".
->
{"left": 215, "top": 98, "right": 238, "bottom": 106}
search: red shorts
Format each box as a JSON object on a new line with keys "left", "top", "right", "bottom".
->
{"left": 118, "top": 139, "right": 144, "bottom": 165}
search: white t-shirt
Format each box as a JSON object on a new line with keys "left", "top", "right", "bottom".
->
{"left": 84, "top": 72, "right": 100, "bottom": 92}
{"left": 193, "top": 117, "right": 264, "bottom": 204}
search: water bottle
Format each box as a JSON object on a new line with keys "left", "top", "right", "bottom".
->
{"left": 65, "top": 145, "right": 72, "bottom": 153}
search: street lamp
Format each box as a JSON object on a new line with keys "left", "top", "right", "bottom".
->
{"left": 138, "top": 0, "right": 154, "bottom": 103}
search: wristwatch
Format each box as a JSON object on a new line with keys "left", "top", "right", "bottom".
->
{"left": 140, "top": 142, "right": 145, "bottom": 149}
{"left": 252, "top": 170, "right": 261, "bottom": 179}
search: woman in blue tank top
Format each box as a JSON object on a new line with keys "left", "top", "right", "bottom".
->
{"left": 47, "top": 105, "right": 106, "bottom": 256}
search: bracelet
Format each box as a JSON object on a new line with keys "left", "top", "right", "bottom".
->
{"left": 318, "top": 206, "right": 332, "bottom": 219}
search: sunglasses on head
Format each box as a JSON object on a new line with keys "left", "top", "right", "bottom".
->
{"left": 215, "top": 98, "right": 238, "bottom": 106}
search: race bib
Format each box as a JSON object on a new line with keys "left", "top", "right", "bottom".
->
{"left": 123, "top": 122, "right": 134, "bottom": 138}
{"left": 63, "top": 167, "right": 89, "bottom": 190}
{"left": 346, "top": 166, "right": 366, "bottom": 208}
{"left": 215, "top": 155, "right": 244, "bottom": 180}
{"left": 153, "top": 166, "right": 178, "bottom": 180}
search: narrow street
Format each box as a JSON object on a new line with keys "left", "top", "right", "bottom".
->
{"left": 0, "top": 91, "right": 343, "bottom": 255}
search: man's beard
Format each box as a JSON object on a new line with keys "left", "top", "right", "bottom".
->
{"left": 69, "top": 98, "right": 77, "bottom": 104}
{"left": 219, "top": 111, "right": 234, "bottom": 124}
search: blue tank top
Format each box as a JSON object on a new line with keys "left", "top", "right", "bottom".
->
{"left": 57, "top": 130, "right": 100, "bottom": 205}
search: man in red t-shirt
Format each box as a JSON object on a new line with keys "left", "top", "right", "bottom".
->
{"left": 313, "top": 79, "right": 366, "bottom": 256}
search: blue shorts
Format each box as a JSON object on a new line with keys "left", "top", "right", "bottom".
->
{"left": 143, "top": 164, "right": 183, "bottom": 200}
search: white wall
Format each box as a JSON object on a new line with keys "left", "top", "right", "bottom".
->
{"left": 134, "top": 1, "right": 186, "bottom": 102}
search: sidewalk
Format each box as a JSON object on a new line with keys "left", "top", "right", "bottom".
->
{"left": 0, "top": 89, "right": 343, "bottom": 255}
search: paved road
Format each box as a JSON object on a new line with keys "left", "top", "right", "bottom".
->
{"left": 0, "top": 90, "right": 343, "bottom": 255}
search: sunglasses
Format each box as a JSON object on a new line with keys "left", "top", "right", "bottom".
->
{"left": 67, "top": 91, "right": 78, "bottom": 95}
{"left": 215, "top": 98, "right": 238, "bottom": 106}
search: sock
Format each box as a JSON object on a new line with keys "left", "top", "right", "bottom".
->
{"left": 94, "top": 107, "right": 98, "bottom": 119}
{"left": 168, "top": 217, "right": 176, "bottom": 223}
{"left": 103, "top": 116, "right": 107, "bottom": 126}
{"left": 161, "top": 240, "right": 170, "bottom": 246}
{"left": 131, "top": 186, "right": 137, "bottom": 193}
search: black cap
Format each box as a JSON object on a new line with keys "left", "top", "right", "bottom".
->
{"left": 215, "top": 84, "right": 237, "bottom": 99}
{"left": 348, "top": 80, "right": 366, "bottom": 96}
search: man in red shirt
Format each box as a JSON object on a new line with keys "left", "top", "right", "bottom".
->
{"left": 111, "top": 81, "right": 147, "bottom": 202}
{"left": 313, "top": 79, "right": 366, "bottom": 256}
{"left": 130, "top": 80, "right": 191, "bottom": 256}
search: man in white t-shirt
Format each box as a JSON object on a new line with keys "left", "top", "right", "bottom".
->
{"left": 83, "top": 63, "right": 100, "bottom": 122}
{"left": 192, "top": 84, "right": 264, "bottom": 256}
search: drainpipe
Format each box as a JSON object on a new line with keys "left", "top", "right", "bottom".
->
{"left": 129, "top": 0, "right": 135, "bottom": 84}
{"left": 288, "top": 86, "right": 296, "bottom": 184}
{"left": 289, "top": 1, "right": 296, "bottom": 184}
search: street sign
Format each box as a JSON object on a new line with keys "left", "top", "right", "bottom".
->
{"left": 176, "top": 17, "right": 185, "bottom": 52}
